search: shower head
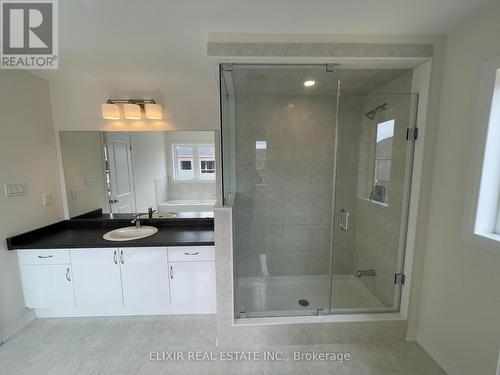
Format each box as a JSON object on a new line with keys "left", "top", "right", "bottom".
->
{"left": 365, "top": 110, "right": 377, "bottom": 120}
{"left": 364, "top": 102, "right": 388, "bottom": 120}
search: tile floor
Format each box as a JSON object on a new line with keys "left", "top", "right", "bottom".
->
{"left": 0, "top": 315, "right": 446, "bottom": 374}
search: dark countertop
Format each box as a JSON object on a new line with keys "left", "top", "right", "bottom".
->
{"left": 6, "top": 211, "right": 214, "bottom": 250}
{"left": 72, "top": 209, "right": 214, "bottom": 221}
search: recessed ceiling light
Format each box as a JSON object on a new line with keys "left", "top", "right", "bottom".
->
{"left": 304, "top": 80, "right": 316, "bottom": 87}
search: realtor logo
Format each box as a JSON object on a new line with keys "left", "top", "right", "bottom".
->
{"left": 1, "top": 0, "right": 58, "bottom": 69}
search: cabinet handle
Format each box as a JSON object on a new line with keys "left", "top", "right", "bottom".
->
{"left": 184, "top": 251, "right": 199, "bottom": 256}
{"left": 169, "top": 266, "right": 173, "bottom": 279}
{"left": 113, "top": 251, "right": 118, "bottom": 264}
{"left": 38, "top": 255, "right": 53, "bottom": 258}
{"left": 65, "top": 268, "right": 71, "bottom": 282}
{"left": 120, "top": 250, "right": 124, "bottom": 264}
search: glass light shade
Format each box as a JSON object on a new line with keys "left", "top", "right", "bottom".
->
{"left": 145, "top": 103, "right": 162, "bottom": 119}
{"left": 124, "top": 103, "right": 141, "bottom": 119}
{"left": 101, "top": 103, "right": 120, "bottom": 120}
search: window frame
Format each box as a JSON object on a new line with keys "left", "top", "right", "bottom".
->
{"left": 172, "top": 143, "right": 216, "bottom": 182}
{"left": 371, "top": 119, "right": 395, "bottom": 205}
{"left": 463, "top": 56, "right": 500, "bottom": 254}
{"left": 199, "top": 159, "right": 216, "bottom": 178}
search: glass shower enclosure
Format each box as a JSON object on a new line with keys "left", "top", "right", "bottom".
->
{"left": 220, "top": 64, "right": 418, "bottom": 318}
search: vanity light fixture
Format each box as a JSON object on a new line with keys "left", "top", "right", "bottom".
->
{"left": 304, "top": 80, "right": 316, "bottom": 87}
{"left": 101, "top": 103, "right": 120, "bottom": 120}
{"left": 123, "top": 103, "right": 141, "bottom": 119}
{"left": 145, "top": 103, "right": 162, "bottom": 119}
{"left": 101, "top": 99, "right": 162, "bottom": 120}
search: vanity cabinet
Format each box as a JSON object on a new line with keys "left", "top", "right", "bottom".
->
{"left": 16, "top": 246, "right": 215, "bottom": 317}
{"left": 70, "top": 248, "right": 124, "bottom": 311}
{"left": 168, "top": 246, "right": 216, "bottom": 313}
{"left": 169, "top": 262, "right": 216, "bottom": 312}
{"left": 18, "top": 249, "right": 75, "bottom": 309}
{"left": 120, "top": 247, "right": 170, "bottom": 313}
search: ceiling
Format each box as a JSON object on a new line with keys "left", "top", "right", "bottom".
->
{"left": 35, "top": 0, "right": 494, "bottom": 82}
{"left": 231, "top": 67, "right": 410, "bottom": 96}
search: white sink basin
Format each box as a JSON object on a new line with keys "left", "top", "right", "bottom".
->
{"left": 103, "top": 226, "right": 158, "bottom": 241}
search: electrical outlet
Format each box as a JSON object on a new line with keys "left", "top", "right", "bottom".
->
{"left": 4, "top": 183, "right": 27, "bottom": 197}
{"left": 71, "top": 190, "right": 79, "bottom": 200}
{"left": 42, "top": 193, "right": 52, "bottom": 206}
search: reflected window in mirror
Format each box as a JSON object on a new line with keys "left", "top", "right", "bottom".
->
{"left": 173, "top": 144, "right": 215, "bottom": 181}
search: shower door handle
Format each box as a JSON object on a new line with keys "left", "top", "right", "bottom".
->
{"left": 339, "top": 208, "right": 349, "bottom": 231}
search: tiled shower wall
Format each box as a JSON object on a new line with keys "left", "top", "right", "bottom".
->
{"left": 233, "top": 95, "right": 336, "bottom": 277}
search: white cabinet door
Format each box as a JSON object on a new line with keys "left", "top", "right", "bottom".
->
{"left": 120, "top": 247, "right": 170, "bottom": 313}
{"left": 19, "top": 264, "right": 75, "bottom": 308}
{"left": 70, "top": 248, "right": 123, "bottom": 311}
{"left": 169, "top": 262, "right": 216, "bottom": 313}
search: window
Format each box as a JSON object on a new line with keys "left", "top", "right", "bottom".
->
{"left": 173, "top": 144, "right": 216, "bottom": 181}
{"left": 370, "top": 119, "right": 394, "bottom": 204}
{"left": 465, "top": 56, "right": 500, "bottom": 253}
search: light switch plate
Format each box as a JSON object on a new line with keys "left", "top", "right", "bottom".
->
{"left": 42, "top": 193, "right": 52, "bottom": 206}
{"left": 85, "top": 176, "right": 96, "bottom": 185}
{"left": 4, "top": 183, "right": 27, "bottom": 197}
{"left": 71, "top": 190, "right": 79, "bottom": 200}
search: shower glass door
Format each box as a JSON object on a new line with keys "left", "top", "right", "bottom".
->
{"left": 222, "top": 63, "right": 419, "bottom": 318}
{"left": 331, "top": 89, "right": 418, "bottom": 313}
{"left": 223, "top": 64, "right": 340, "bottom": 318}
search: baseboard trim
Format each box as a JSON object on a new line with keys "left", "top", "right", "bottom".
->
{"left": 0, "top": 309, "right": 36, "bottom": 345}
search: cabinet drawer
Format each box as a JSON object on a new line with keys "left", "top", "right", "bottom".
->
{"left": 18, "top": 249, "right": 70, "bottom": 265}
{"left": 168, "top": 246, "right": 215, "bottom": 262}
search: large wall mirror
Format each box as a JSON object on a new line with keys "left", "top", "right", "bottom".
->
{"left": 59, "top": 131, "right": 217, "bottom": 218}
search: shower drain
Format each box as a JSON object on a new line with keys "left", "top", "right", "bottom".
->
{"left": 298, "top": 299, "right": 310, "bottom": 307}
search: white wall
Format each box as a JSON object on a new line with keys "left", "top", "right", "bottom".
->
{"left": 0, "top": 71, "right": 63, "bottom": 342}
{"left": 49, "top": 79, "right": 219, "bottom": 132}
{"left": 130, "top": 132, "right": 167, "bottom": 212}
{"left": 416, "top": 3, "right": 500, "bottom": 375}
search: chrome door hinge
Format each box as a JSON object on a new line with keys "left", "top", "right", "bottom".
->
{"left": 406, "top": 128, "right": 418, "bottom": 141}
{"left": 394, "top": 273, "right": 406, "bottom": 285}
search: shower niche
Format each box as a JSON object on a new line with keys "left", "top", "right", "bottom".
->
{"left": 220, "top": 64, "right": 418, "bottom": 318}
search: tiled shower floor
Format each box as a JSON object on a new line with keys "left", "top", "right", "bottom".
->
{"left": 235, "top": 275, "right": 384, "bottom": 316}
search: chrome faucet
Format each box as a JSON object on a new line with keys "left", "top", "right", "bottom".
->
{"left": 131, "top": 214, "right": 141, "bottom": 229}
{"left": 357, "top": 269, "right": 376, "bottom": 278}
{"left": 148, "top": 207, "right": 157, "bottom": 219}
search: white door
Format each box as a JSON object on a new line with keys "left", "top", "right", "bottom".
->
{"left": 70, "top": 248, "right": 123, "bottom": 311}
{"left": 120, "top": 247, "right": 170, "bottom": 313}
{"left": 19, "top": 264, "right": 75, "bottom": 308}
{"left": 169, "top": 262, "right": 216, "bottom": 313}
{"left": 105, "top": 132, "right": 136, "bottom": 213}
